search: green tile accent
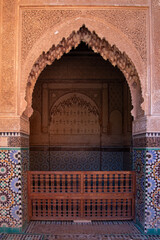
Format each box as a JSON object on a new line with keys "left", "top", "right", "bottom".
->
{"left": 135, "top": 219, "right": 145, "bottom": 233}
{"left": 133, "top": 148, "right": 160, "bottom": 150}
{"left": 22, "top": 221, "right": 28, "bottom": 232}
{"left": 0, "top": 227, "right": 23, "bottom": 234}
{"left": 146, "top": 228, "right": 160, "bottom": 235}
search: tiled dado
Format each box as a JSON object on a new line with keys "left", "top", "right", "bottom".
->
{"left": 133, "top": 149, "right": 146, "bottom": 231}
{"left": 133, "top": 148, "right": 160, "bottom": 234}
{"left": 145, "top": 148, "right": 160, "bottom": 234}
{"left": 0, "top": 148, "right": 29, "bottom": 232}
{"left": 30, "top": 147, "right": 131, "bottom": 171}
{"left": 133, "top": 133, "right": 160, "bottom": 234}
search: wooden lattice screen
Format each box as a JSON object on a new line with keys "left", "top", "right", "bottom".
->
{"left": 28, "top": 171, "right": 136, "bottom": 220}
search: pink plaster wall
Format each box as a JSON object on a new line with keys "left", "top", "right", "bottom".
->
{"left": 0, "top": 0, "right": 160, "bottom": 134}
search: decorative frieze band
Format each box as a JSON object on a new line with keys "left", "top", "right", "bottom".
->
{"left": 0, "top": 132, "right": 21, "bottom": 137}
{"left": 133, "top": 132, "right": 160, "bottom": 138}
{"left": 133, "top": 132, "right": 160, "bottom": 147}
{"left": 0, "top": 132, "right": 29, "bottom": 137}
{"left": 0, "top": 132, "right": 29, "bottom": 148}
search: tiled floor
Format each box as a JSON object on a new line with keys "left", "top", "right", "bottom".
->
{"left": 1, "top": 221, "right": 160, "bottom": 240}
{"left": 25, "top": 221, "right": 140, "bottom": 235}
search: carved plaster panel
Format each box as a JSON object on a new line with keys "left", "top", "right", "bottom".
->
{"left": 49, "top": 93, "right": 100, "bottom": 135}
{"left": 20, "top": 6, "right": 148, "bottom": 119}
{"left": 20, "top": 116, "right": 30, "bottom": 134}
{"left": 49, "top": 88, "right": 101, "bottom": 111}
{"left": 132, "top": 117, "right": 147, "bottom": 135}
{"left": 0, "top": 118, "right": 21, "bottom": 132}
{"left": 85, "top": 9, "right": 147, "bottom": 63}
{"left": 0, "top": 117, "right": 29, "bottom": 134}
{"left": 152, "top": 2, "right": 160, "bottom": 114}
{"left": 0, "top": 0, "right": 16, "bottom": 112}
{"left": 146, "top": 116, "right": 160, "bottom": 133}
{"left": 40, "top": 83, "right": 101, "bottom": 134}
{"left": 30, "top": 78, "right": 132, "bottom": 147}
{"left": 21, "top": 8, "right": 147, "bottom": 64}
{"left": 133, "top": 115, "right": 160, "bottom": 134}
{"left": 21, "top": 9, "right": 81, "bottom": 63}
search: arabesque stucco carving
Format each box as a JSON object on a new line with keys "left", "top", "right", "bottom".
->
{"left": 21, "top": 8, "right": 147, "bottom": 64}
{"left": 2, "top": 1, "right": 160, "bottom": 133}
{"left": 25, "top": 26, "right": 144, "bottom": 120}
{"left": 0, "top": 0, "right": 16, "bottom": 112}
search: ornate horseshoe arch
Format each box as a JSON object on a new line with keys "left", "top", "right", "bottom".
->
{"left": 25, "top": 25, "right": 144, "bottom": 119}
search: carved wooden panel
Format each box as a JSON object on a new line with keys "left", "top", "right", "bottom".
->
{"left": 28, "top": 171, "right": 136, "bottom": 220}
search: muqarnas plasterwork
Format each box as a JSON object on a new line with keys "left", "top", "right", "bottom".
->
{"left": 145, "top": 149, "right": 160, "bottom": 231}
{"left": 132, "top": 149, "right": 146, "bottom": 229}
{"left": 0, "top": 149, "right": 29, "bottom": 228}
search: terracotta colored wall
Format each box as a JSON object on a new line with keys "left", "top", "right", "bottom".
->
{"left": 0, "top": 0, "right": 160, "bottom": 134}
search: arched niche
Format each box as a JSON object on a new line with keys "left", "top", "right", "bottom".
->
{"left": 22, "top": 24, "right": 144, "bottom": 122}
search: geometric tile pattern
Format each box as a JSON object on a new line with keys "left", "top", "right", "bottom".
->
{"left": 1, "top": 221, "right": 160, "bottom": 239}
{"left": 0, "top": 148, "right": 29, "bottom": 229}
{"left": 133, "top": 149, "right": 146, "bottom": 229}
{"left": 21, "top": 149, "right": 29, "bottom": 227}
{"left": 0, "top": 147, "right": 159, "bottom": 234}
{"left": 30, "top": 151, "right": 49, "bottom": 171}
{"left": 1, "top": 233, "right": 160, "bottom": 240}
{"left": 102, "top": 152, "right": 123, "bottom": 171}
{"left": 30, "top": 150, "right": 124, "bottom": 171}
{"left": 145, "top": 149, "right": 160, "bottom": 231}
{"left": 133, "top": 148, "right": 160, "bottom": 233}
{"left": 0, "top": 234, "right": 43, "bottom": 239}
{"left": 25, "top": 220, "right": 140, "bottom": 234}
{"left": 49, "top": 151, "right": 100, "bottom": 171}
{"left": 123, "top": 151, "right": 132, "bottom": 171}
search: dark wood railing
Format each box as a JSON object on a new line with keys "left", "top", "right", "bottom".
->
{"left": 28, "top": 171, "right": 136, "bottom": 220}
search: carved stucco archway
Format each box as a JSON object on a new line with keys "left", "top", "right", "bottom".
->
{"left": 24, "top": 25, "right": 144, "bottom": 120}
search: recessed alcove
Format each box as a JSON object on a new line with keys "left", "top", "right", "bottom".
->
{"left": 30, "top": 42, "right": 133, "bottom": 171}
